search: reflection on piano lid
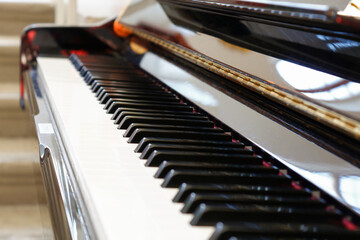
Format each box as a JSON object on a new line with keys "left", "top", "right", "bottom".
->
{"left": 20, "top": 0, "right": 360, "bottom": 239}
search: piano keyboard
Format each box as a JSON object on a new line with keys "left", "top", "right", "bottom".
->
{"left": 55, "top": 53, "right": 359, "bottom": 239}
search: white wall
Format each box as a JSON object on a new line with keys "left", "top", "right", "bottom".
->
{"left": 77, "top": 0, "right": 128, "bottom": 19}
{"left": 269, "top": 0, "right": 349, "bottom": 10}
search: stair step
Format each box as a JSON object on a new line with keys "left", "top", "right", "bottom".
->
{"left": 0, "top": 82, "right": 19, "bottom": 94}
{"left": 0, "top": 108, "right": 36, "bottom": 138}
{"left": 0, "top": 36, "right": 20, "bottom": 56}
{"left": 0, "top": 36, "right": 20, "bottom": 83}
{"left": 0, "top": 205, "right": 47, "bottom": 238}
{"left": 0, "top": 83, "right": 20, "bottom": 108}
{"left": 0, "top": 137, "right": 43, "bottom": 205}
{"left": 0, "top": 138, "right": 38, "bottom": 161}
{"left": 0, "top": 64, "right": 19, "bottom": 83}
{"left": 0, "top": 1, "right": 54, "bottom": 35}
{"left": 0, "top": 137, "right": 51, "bottom": 238}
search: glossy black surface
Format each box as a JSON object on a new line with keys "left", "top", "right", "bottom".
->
{"left": 19, "top": 13, "right": 360, "bottom": 164}
{"left": 71, "top": 53, "right": 360, "bottom": 238}
{"left": 159, "top": 0, "right": 360, "bottom": 83}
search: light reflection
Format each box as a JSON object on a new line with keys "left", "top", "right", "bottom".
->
{"left": 140, "top": 53, "right": 218, "bottom": 107}
{"left": 316, "top": 35, "right": 360, "bottom": 52}
{"left": 347, "top": 82, "right": 360, "bottom": 95}
{"left": 165, "top": 81, "right": 219, "bottom": 107}
{"left": 276, "top": 60, "right": 341, "bottom": 90}
{"left": 340, "top": 176, "right": 360, "bottom": 210}
{"left": 300, "top": 172, "right": 337, "bottom": 197}
{"left": 276, "top": 60, "right": 360, "bottom": 101}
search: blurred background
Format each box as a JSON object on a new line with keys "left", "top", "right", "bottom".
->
{"left": 0, "top": 0, "right": 125, "bottom": 239}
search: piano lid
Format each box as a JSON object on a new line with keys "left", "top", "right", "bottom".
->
{"left": 117, "top": 0, "right": 360, "bottom": 141}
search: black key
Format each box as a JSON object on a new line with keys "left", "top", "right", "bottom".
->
{"left": 124, "top": 124, "right": 221, "bottom": 137}
{"left": 82, "top": 63, "right": 138, "bottom": 68}
{"left": 86, "top": 71, "right": 137, "bottom": 79}
{"left": 129, "top": 129, "right": 232, "bottom": 143}
{"left": 155, "top": 161, "right": 277, "bottom": 178}
{"left": 105, "top": 98, "right": 173, "bottom": 111}
{"left": 74, "top": 55, "right": 123, "bottom": 62}
{"left": 81, "top": 63, "right": 138, "bottom": 69}
{"left": 135, "top": 138, "right": 244, "bottom": 153}
{"left": 91, "top": 80, "right": 154, "bottom": 88}
{"left": 69, "top": 53, "right": 79, "bottom": 61}
{"left": 146, "top": 150, "right": 256, "bottom": 167}
{"left": 182, "top": 192, "right": 325, "bottom": 213}
{"left": 173, "top": 183, "right": 311, "bottom": 203}
{"left": 113, "top": 109, "right": 197, "bottom": 122}
{"left": 89, "top": 78, "right": 152, "bottom": 87}
{"left": 90, "top": 78, "right": 153, "bottom": 87}
{"left": 96, "top": 87, "right": 166, "bottom": 98}
{"left": 80, "top": 66, "right": 143, "bottom": 75}
{"left": 141, "top": 141, "right": 248, "bottom": 159}
{"left": 84, "top": 72, "right": 133, "bottom": 81}
{"left": 104, "top": 94, "right": 179, "bottom": 104}
{"left": 80, "top": 62, "right": 136, "bottom": 68}
{"left": 79, "top": 60, "right": 133, "bottom": 65}
{"left": 80, "top": 62, "right": 130, "bottom": 68}
{"left": 93, "top": 84, "right": 159, "bottom": 93}
{"left": 73, "top": 59, "right": 127, "bottom": 70}
{"left": 98, "top": 89, "right": 172, "bottom": 100}
{"left": 80, "top": 67, "right": 141, "bottom": 77}
{"left": 107, "top": 103, "right": 193, "bottom": 114}
{"left": 113, "top": 109, "right": 199, "bottom": 122}
{"left": 91, "top": 78, "right": 150, "bottom": 84}
{"left": 91, "top": 82, "right": 159, "bottom": 92}
{"left": 210, "top": 222, "right": 360, "bottom": 240}
{"left": 80, "top": 61, "right": 131, "bottom": 66}
{"left": 105, "top": 98, "right": 184, "bottom": 112}
{"left": 162, "top": 169, "right": 290, "bottom": 188}
{"left": 119, "top": 116, "right": 214, "bottom": 129}
{"left": 75, "top": 54, "right": 119, "bottom": 59}
{"left": 100, "top": 93, "right": 177, "bottom": 104}
{"left": 87, "top": 75, "right": 150, "bottom": 85}
{"left": 83, "top": 62, "right": 137, "bottom": 67}
{"left": 84, "top": 68, "right": 138, "bottom": 73}
{"left": 75, "top": 58, "right": 127, "bottom": 65}
{"left": 86, "top": 74, "right": 151, "bottom": 85}
{"left": 85, "top": 71, "right": 145, "bottom": 81}
{"left": 191, "top": 203, "right": 342, "bottom": 226}
{"left": 74, "top": 59, "right": 119, "bottom": 65}
{"left": 144, "top": 144, "right": 249, "bottom": 160}
{"left": 105, "top": 96, "right": 180, "bottom": 108}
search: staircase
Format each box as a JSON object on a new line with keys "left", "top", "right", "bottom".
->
{"left": 0, "top": 0, "right": 55, "bottom": 239}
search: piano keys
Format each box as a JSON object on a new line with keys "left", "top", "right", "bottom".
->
{"left": 20, "top": 0, "right": 360, "bottom": 239}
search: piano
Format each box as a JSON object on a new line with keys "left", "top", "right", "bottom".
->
{"left": 20, "top": 0, "right": 360, "bottom": 239}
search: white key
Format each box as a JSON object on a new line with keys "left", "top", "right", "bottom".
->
{"left": 37, "top": 57, "right": 214, "bottom": 240}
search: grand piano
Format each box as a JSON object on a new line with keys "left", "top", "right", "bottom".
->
{"left": 20, "top": 0, "right": 360, "bottom": 239}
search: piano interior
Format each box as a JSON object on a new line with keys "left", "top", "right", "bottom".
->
{"left": 20, "top": 0, "right": 360, "bottom": 239}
